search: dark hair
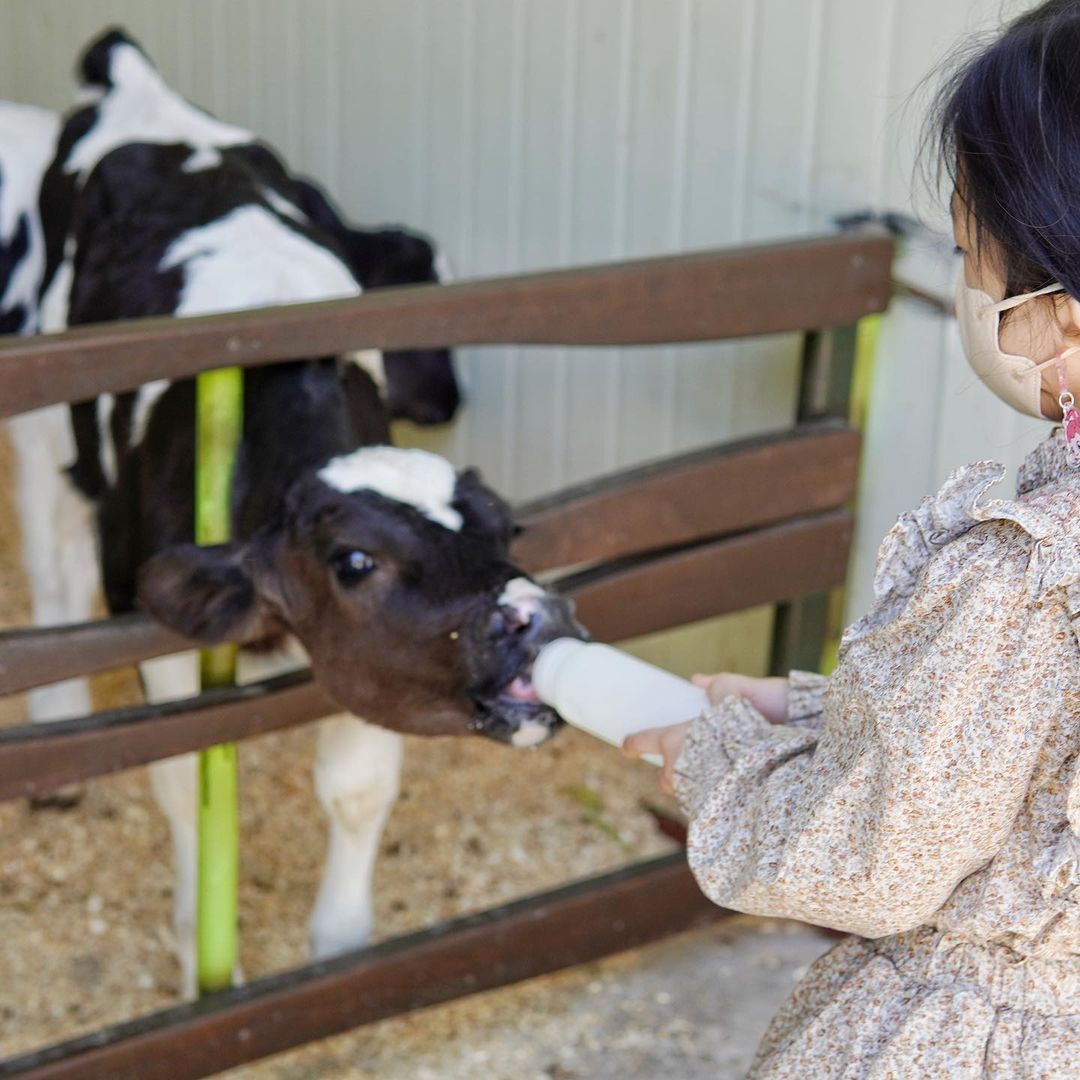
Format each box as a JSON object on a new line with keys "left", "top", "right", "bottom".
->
{"left": 934, "top": 1, "right": 1080, "bottom": 300}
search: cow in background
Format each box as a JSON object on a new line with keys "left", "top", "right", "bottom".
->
{"left": 0, "top": 102, "right": 59, "bottom": 335}
{"left": 0, "top": 101, "right": 103, "bottom": 740}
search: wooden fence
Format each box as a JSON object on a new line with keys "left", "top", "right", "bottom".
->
{"left": 0, "top": 229, "right": 892, "bottom": 1077}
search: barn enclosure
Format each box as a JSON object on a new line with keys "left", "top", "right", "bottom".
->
{"left": 0, "top": 1, "right": 1052, "bottom": 1076}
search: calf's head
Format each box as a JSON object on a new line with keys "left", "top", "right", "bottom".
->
{"left": 138, "top": 447, "right": 583, "bottom": 746}
{"left": 291, "top": 179, "right": 460, "bottom": 426}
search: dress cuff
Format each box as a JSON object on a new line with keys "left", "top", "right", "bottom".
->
{"left": 672, "top": 695, "right": 774, "bottom": 818}
{"left": 786, "top": 669, "right": 829, "bottom": 727}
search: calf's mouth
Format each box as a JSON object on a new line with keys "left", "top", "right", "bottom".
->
{"left": 464, "top": 580, "right": 586, "bottom": 747}
{"left": 469, "top": 668, "right": 561, "bottom": 748}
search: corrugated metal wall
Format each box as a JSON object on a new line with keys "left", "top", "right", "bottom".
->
{"left": 0, "top": 0, "right": 1050, "bottom": 666}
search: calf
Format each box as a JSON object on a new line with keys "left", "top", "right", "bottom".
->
{"left": 0, "top": 101, "right": 104, "bottom": 737}
{"left": 12, "top": 32, "right": 577, "bottom": 993}
{"left": 0, "top": 102, "right": 59, "bottom": 335}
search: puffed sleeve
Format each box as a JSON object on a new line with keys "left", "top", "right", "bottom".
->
{"left": 672, "top": 519, "right": 1076, "bottom": 938}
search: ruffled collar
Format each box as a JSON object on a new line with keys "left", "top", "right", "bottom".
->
{"left": 841, "top": 430, "right": 1080, "bottom": 651}
{"left": 1017, "top": 427, "right": 1078, "bottom": 496}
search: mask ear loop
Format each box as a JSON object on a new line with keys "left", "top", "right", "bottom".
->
{"left": 1054, "top": 347, "right": 1080, "bottom": 468}
{"left": 987, "top": 281, "right": 1068, "bottom": 314}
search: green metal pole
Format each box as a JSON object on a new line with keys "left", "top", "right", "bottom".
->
{"left": 195, "top": 367, "right": 243, "bottom": 994}
{"left": 819, "top": 313, "right": 882, "bottom": 675}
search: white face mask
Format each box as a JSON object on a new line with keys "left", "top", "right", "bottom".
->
{"left": 954, "top": 275, "right": 1066, "bottom": 418}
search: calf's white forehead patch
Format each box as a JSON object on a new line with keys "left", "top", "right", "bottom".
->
{"left": 318, "top": 447, "right": 463, "bottom": 532}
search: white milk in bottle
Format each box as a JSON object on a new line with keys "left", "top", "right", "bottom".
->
{"left": 531, "top": 639, "right": 710, "bottom": 766}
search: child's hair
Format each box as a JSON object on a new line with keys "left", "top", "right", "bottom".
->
{"left": 933, "top": 0, "right": 1080, "bottom": 299}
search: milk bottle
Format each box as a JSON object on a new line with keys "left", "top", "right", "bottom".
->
{"left": 531, "top": 638, "right": 710, "bottom": 766}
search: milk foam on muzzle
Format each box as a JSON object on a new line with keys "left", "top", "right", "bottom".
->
{"left": 531, "top": 639, "right": 710, "bottom": 767}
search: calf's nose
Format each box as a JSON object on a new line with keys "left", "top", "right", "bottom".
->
{"left": 496, "top": 602, "right": 532, "bottom": 635}
{"left": 494, "top": 577, "right": 585, "bottom": 645}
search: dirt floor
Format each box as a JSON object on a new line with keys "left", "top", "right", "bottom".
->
{"left": 0, "top": 427, "right": 834, "bottom": 1077}
{"left": 223, "top": 919, "right": 832, "bottom": 1080}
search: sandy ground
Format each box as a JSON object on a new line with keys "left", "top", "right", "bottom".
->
{"left": 0, "top": 426, "right": 834, "bottom": 1077}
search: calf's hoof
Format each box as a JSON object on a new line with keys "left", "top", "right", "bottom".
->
{"left": 308, "top": 917, "right": 372, "bottom": 961}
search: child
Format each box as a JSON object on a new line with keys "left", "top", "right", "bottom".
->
{"left": 625, "top": 3, "right": 1080, "bottom": 1075}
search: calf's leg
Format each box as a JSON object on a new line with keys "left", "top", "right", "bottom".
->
{"left": 9, "top": 408, "right": 100, "bottom": 807}
{"left": 309, "top": 715, "right": 402, "bottom": 959}
{"left": 142, "top": 652, "right": 202, "bottom": 997}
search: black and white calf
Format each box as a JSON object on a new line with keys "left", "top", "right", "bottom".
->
{"left": 0, "top": 100, "right": 106, "bottom": 736}
{"left": 7, "top": 32, "right": 574, "bottom": 994}
{"left": 3, "top": 27, "right": 460, "bottom": 721}
{"left": 0, "top": 102, "right": 58, "bottom": 335}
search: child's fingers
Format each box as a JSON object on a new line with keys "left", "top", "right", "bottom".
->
{"left": 656, "top": 725, "right": 689, "bottom": 794}
{"left": 622, "top": 727, "right": 665, "bottom": 758}
{"left": 659, "top": 761, "right": 676, "bottom": 797}
{"left": 625, "top": 723, "right": 692, "bottom": 801}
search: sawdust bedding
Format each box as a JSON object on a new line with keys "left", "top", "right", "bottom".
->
{"left": 0, "top": 717, "right": 681, "bottom": 1065}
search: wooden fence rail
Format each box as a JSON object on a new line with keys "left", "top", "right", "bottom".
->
{"left": 0, "top": 853, "right": 721, "bottom": 1080}
{"left": 0, "top": 614, "right": 186, "bottom": 700}
{"left": 0, "top": 231, "right": 891, "bottom": 419}
{"left": 0, "top": 673, "right": 329, "bottom": 802}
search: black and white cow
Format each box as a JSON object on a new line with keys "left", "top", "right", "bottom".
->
{"left": 0, "top": 102, "right": 59, "bottom": 335}
{"left": 2, "top": 33, "right": 461, "bottom": 725}
{"left": 0, "top": 101, "right": 106, "bottom": 738}
{"left": 7, "top": 31, "right": 577, "bottom": 995}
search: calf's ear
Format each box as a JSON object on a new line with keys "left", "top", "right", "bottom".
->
{"left": 137, "top": 543, "right": 275, "bottom": 644}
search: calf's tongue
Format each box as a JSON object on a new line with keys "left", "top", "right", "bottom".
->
{"left": 503, "top": 675, "right": 540, "bottom": 704}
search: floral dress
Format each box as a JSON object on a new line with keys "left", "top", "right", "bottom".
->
{"left": 674, "top": 430, "right": 1080, "bottom": 1078}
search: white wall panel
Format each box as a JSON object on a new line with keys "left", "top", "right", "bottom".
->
{"left": 0, "top": 0, "right": 1052, "bottom": 663}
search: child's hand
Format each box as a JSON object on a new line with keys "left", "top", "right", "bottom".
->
{"left": 622, "top": 722, "right": 691, "bottom": 796}
{"left": 622, "top": 674, "right": 790, "bottom": 795}
{"left": 690, "top": 672, "right": 790, "bottom": 725}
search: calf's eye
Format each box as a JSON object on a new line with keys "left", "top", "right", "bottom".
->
{"left": 331, "top": 549, "right": 377, "bottom": 586}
